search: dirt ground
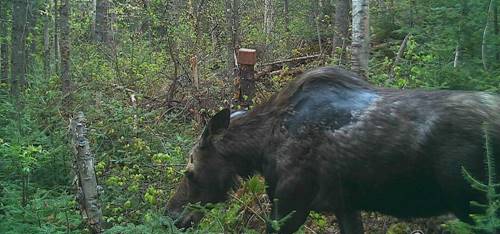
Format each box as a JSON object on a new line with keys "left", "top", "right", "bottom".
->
{"left": 304, "top": 212, "right": 454, "bottom": 234}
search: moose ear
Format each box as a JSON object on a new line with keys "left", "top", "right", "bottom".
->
{"left": 207, "top": 108, "right": 231, "bottom": 135}
{"left": 201, "top": 108, "right": 230, "bottom": 145}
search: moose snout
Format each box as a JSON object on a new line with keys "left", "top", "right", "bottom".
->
{"left": 166, "top": 208, "right": 197, "bottom": 229}
{"left": 165, "top": 209, "right": 180, "bottom": 221}
{"left": 175, "top": 214, "right": 195, "bottom": 229}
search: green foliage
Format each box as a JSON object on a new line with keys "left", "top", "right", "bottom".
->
{"left": 445, "top": 125, "right": 500, "bottom": 233}
{"left": 191, "top": 176, "right": 269, "bottom": 233}
{"left": 1, "top": 142, "right": 46, "bottom": 178}
{"left": 386, "top": 223, "right": 412, "bottom": 234}
{"left": 444, "top": 219, "right": 474, "bottom": 234}
{"left": 308, "top": 211, "right": 329, "bottom": 233}
{"left": 0, "top": 184, "right": 81, "bottom": 234}
{"left": 104, "top": 212, "right": 180, "bottom": 234}
{"left": 370, "top": 0, "right": 500, "bottom": 92}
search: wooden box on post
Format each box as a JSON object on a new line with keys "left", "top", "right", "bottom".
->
{"left": 237, "top": 48, "right": 257, "bottom": 65}
{"left": 235, "top": 48, "right": 257, "bottom": 110}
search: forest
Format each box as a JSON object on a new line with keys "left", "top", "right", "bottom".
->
{"left": 1, "top": 0, "right": 500, "bottom": 233}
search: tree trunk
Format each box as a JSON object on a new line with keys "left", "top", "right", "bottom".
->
{"left": 90, "top": 0, "right": 96, "bottom": 41}
{"left": 95, "top": 0, "right": 111, "bottom": 44}
{"left": 264, "top": 0, "right": 275, "bottom": 43}
{"left": 166, "top": 37, "right": 180, "bottom": 101}
{"left": 165, "top": 0, "right": 181, "bottom": 102}
{"left": 59, "top": 0, "right": 71, "bottom": 106}
{"left": 43, "top": 0, "right": 51, "bottom": 79}
{"left": 332, "top": 0, "right": 350, "bottom": 64}
{"left": 495, "top": 0, "right": 499, "bottom": 62}
{"left": 351, "top": 0, "right": 370, "bottom": 78}
{"left": 53, "top": 0, "right": 60, "bottom": 75}
{"left": 225, "top": 0, "right": 233, "bottom": 73}
{"left": 454, "top": 0, "right": 469, "bottom": 69}
{"left": 187, "top": 0, "right": 207, "bottom": 90}
{"left": 225, "top": 0, "right": 240, "bottom": 76}
{"left": 388, "top": 33, "right": 410, "bottom": 82}
{"left": 0, "top": 0, "right": 9, "bottom": 83}
{"left": 141, "top": 0, "right": 151, "bottom": 43}
{"left": 482, "top": 0, "right": 495, "bottom": 71}
{"left": 315, "top": 0, "right": 323, "bottom": 54}
{"left": 26, "top": 0, "right": 39, "bottom": 76}
{"left": 11, "top": 0, "right": 28, "bottom": 96}
{"left": 233, "top": 0, "right": 240, "bottom": 60}
{"left": 210, "top": 19, "right": 219, "bottom": 54}
{"left": 284, "top": 0, "right": 289, "bottom": 32}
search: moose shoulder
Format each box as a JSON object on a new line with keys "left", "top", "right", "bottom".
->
{"left": 166, "top": 67, "right": 500, "bottom": 234}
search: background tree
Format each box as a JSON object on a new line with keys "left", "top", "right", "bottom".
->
{"left": 0, "top": 0, "right": 9, "bottom": 84}
{"left": 351, "top": 0, "right": 370, "bottom": 77}
{"left": 332, "top": 0, "right": 350, "bottom": 64}
{"left": 264, "top": 0, "right": 275, "bottom": 45}
{"left": 283, "top": 0, "right": 289, "bottom": 32}
{"left": 43, "top": 0, "right": 51, "bottom": 79}
{"left": 495, "top": 0, "right": 499, "bottom": 62}
{"left": 225, "top": 0, "right": 240, "bottom": 75}
{"left": 59, "top": 0, "right": 70, "bottom": 106}
{"left": 95, "top": 0, "right": 111, "bottom": 44}
{"left": 312, "top": 0, "right": 323, "bottom": 54}
{"left": 495, "top": 1, "right": 499, "bottom": 62}
{"left": 25, "top": 0, "right": 39, "bottom": 75}
{"left": 482, "top": 0, "right": 496, "bottom": 71}
{"left": 53, "top": 0, "right": 59, "bottom": 74}
{"left": 11, "top": 0, "right": 28, "bottom": 96}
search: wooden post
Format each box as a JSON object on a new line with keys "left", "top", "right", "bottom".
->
{"left": 70, "top": 112, "right": 102, "bottom": 233}
{"left": 234, "top": 48, "right": 256, "bottom": 110}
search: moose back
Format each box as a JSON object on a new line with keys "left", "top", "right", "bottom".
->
{"left": 166, "top": 67, "right": 500, "bottom": 234}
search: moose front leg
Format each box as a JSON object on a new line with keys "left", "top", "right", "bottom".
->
{"left": 266, "top": 175, "right": 315, "bottom": 234}
{"left": 335, "top": 210, "right": 363, "bottom": 234}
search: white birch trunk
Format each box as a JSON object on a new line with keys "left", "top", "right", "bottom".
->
{"left": 482, "top": 0, "right": 495, "bottom": 71}
{"left": 454, "top": 43, "right": 460, "bottom": 68}
{"left": 71, "top": 112, "right": 102, "bottom": 233}
{"left": 264, "top": 0, "right": 274, "bottom": 43}
{"left": 351, "top": 0, "right": 370, "bottom": 78}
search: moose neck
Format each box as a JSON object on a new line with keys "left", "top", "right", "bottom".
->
{"left": 216, "top": 114, "right": 273, "bottom": 178}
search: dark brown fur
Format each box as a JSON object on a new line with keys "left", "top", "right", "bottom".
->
{"left": 167, "top": 67, "right": 500, "bottom": 233}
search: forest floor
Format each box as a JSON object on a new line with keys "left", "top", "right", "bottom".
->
{"left": 304, "top": 212, "right": 453, "bottom": 233}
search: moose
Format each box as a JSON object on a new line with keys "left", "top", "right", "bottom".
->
{"left": 166, "top": 67, "right": 500, "bottom": 233}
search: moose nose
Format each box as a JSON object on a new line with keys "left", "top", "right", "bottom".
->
{"left": 173, "top": 213, "right": 195, "bottom": 229}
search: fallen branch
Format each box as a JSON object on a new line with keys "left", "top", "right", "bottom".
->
{"left": 111, "top": 83, "right": 136, "bottom": 94}
{"left": 255, "top": 66, "right": 305, "bottom": 80}
{"left": 259, "top": 54, "right": 320, "bottom": 67}
{"left": 111, "top": 83, "right": 139, "bottom": 107}
{"left": 387, "top": 33, "right": 411, "bottom": 84}
{"left": 229, "top": 193, "right": 267, "bottom": 223}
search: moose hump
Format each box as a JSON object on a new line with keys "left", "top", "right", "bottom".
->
{"left": 283, "top": 68, "right": 379, "bottom": 135}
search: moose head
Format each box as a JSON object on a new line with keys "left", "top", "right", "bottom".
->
{"left": 166, "top": 109, "right": 240, "bottom": 228}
